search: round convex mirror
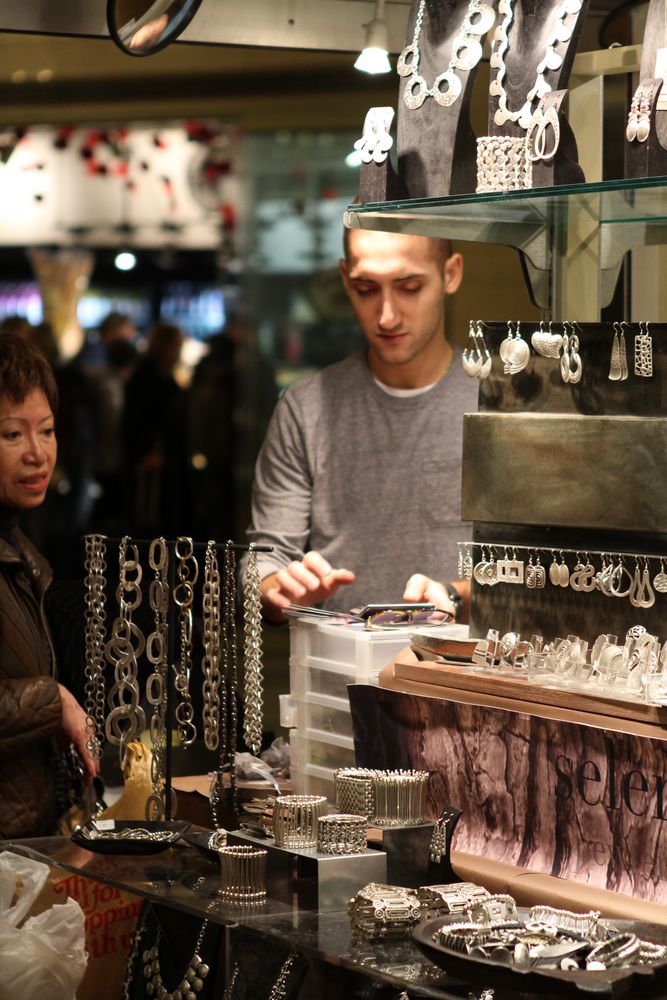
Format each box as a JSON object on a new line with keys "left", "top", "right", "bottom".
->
{"left": 107, "top": 0, "right": 204, "bottom": 56}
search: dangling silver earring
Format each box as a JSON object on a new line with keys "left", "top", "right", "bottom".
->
{"left": 462, "top": 320, "right": 482, "bottom": 378}
{"left": 476, "top": 321, "right": 493, "bottom": 380}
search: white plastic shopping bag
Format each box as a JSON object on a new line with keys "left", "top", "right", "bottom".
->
{"left": 0, "top": 852, "right": 87, "bottom": 1000}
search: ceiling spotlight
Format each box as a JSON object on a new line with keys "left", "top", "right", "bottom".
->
{"left": 114, "top": 250, "right": 137, "bottom": 271}
{"left": 354, "top": 0, "right": 392, "bottom": 75}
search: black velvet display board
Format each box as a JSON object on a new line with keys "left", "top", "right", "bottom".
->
{"left": 360, "top": 0, "right": 494, "bottom": 200}
{"left": 626, "top": 0, "right": 667, "bottom": 179}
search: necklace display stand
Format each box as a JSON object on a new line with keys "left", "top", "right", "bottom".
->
{"left": 486, "top": 0, "right": 589, "bottom": 187}
{"left": 626, "top": 0, "right": 667, "bottom": 179}
{"left": 359, "top": 0, "right": 494, "bottom": 202}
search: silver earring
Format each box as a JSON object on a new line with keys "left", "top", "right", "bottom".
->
{"left": 476, "top": 321, "right": 493, "bottom": 379}
{"left": 462, "top": 320, "right": 483, "bottom": 377}
{"left": 531, "top": 320, "right": 563, "bottom": 359}
{"left": 354, "top": 106, "right": 395, "bottom": 164}
{"left": 635, "top": 321, "right": 653, "bottom": 377}
{"left": 500, "top": 320, "right": 529, "bottom": 375}
{"left": 609, "top": 323, "right": 622, "bottom": 381}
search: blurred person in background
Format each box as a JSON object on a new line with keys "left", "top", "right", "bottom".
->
{"left": 123, "top": 321, "right": 190, "bottom": 536}
{"left": 188, "top": 332, "right": 236, "bottom": 540}
{"left": 76, "top": 309, "right": 136, "bottom": 372}
{"left": 0, "top": 333, "right": 97, "bottom": 837}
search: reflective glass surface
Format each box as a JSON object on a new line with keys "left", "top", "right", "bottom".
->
{"left": 6, "top": 838, "right": 667, "bottom": 999}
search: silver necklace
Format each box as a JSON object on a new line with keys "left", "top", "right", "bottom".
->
{"left": 142, "top": 921, "right": 210, "bottom": 1000}
{"left": 490, "top": 0, "right": 583, "bottom": 129}
{"left": 398, "top": 0, "right": 495, "bottom": 110}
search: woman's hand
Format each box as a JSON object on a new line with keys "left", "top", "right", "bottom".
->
{"left": 57, "top": 684, "right": 99, "bottom": 785}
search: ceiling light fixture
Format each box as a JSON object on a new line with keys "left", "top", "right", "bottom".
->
{"left": 354, "top": 0, "right": 392, "bottom": 75}
{"left": 114, "top": 250, "right": 137, "bottom": 271}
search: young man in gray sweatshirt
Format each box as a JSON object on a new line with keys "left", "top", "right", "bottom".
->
{"left": 244, "top": 226, "right": 478, "bottom": 623}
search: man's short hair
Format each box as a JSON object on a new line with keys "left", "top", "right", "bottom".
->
{"left": 343, "top": 225, "right": 452, "bottom": 266}
{"left": 0, "top": 332, "right": 58, "bottom": 412}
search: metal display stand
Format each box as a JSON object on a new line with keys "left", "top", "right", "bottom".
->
{"left": 96, "top": 536, "right": 272, "bottom": 822}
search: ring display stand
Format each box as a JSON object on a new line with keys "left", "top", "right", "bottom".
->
{"left": 626, "top": 0, "right": 667, "bottom": 179}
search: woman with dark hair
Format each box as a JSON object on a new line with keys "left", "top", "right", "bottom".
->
{"left": 0, "top": 332, "right": 97, "bottom": 838}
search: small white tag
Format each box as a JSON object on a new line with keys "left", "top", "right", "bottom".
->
{"left": 655, "top": 48, "right": 667, "bottom": 111}
{"left": 94, "top": 819, "right": 116, "bottom": 832}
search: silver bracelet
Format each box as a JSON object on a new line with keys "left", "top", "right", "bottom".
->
{"left": 218, "top": 845, "right": 267, "bottom": 902}
{"left": 476, "top": 134, "right": 532, "bottom": 193}
{"left": 418, "top": 882, "right": 491, "bottom": 920}
{"left": 317, "top": 814, "right": 367, "bottom": 855}
{"left": 349, "top": 883, "right": 422, "bottom": 940}
{"left": 371, "top": 770, "right": 429, "bottom": 826}
{"left": 334, "top": 768, "right": 376, "bottom": 819}
{"left": 272, "top": 794, "right": 327, "bottom": 849}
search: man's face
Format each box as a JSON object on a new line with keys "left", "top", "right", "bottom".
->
{"left": 339, "top": 230, "right": 461, "bottom": 375}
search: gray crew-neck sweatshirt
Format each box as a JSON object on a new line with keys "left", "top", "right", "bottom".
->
{"left": 244, "top": 349, "right": 478, "bottom": 612}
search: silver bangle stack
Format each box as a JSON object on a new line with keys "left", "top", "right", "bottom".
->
{"left": 317, "top": 813, "right": 368, "bottom": 855}
{"left": 371, "top": 770, "right": 429, "bottom": 826}
{"left": 83, "top": 533, "right": 107, "bottom": 759}
{"left": 466, "top": 893, "right": 519, "bottom": 925}
{"left": 242, "top": 542, "right": 264, "bottom": 755}
{"left": 174, "top": 537, "right": 198, "bottom": 747}
{"left": 146, "top": 537, "right": 170, "bottom": 820}
{"left": 105, "top": 536, "right": 146, "bottom": 768}
{"left": 348, "top": 883, "right": 422, "bottom": 940}
{"left": 218, "top": 845, "right": 267, "bottom": 902}
{"left": 476, "top": 135, "right": 532, "bottom": 193}
{"left": 272, "top": 794, "right": 328, "bottom": 849}
{"left": 202, "top": 540, "right": 222, "bottom": 752}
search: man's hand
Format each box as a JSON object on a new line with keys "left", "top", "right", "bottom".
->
{"left": 261, "top": 551, "right": 356, "bottom": 623}
{"left": 403, "top": 573, "right": 457, "bottom": 617}
{"left": 58, "top": 684, "right": 99, "bottom": 785}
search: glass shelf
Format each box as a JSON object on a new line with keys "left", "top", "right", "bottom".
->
{"left": 345, "top": 176, "right": 667, "bottom": 316}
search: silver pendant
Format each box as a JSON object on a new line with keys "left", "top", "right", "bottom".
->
{"left": 404, "top": 74, "right": 429, "bottom": 110}
{"left": 432, "top": 70, "right": 463, "bottom": 107}
{"left": 397, "top": 44, "right": 419, "bottom": 77}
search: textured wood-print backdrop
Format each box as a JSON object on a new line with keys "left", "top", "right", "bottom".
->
{"left": 349, "top": 684, "right": 667, "bottom": 903}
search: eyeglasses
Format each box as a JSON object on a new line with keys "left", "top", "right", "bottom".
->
{"left": 365, "top": 608, "right": 454, "bottom": 630}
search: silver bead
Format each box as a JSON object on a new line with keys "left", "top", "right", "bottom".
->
{"left": 192, "top": 978, "right": 203, "bottom": 991}
{"left": 198, "top": 964, "right": 209, "bottom": 979}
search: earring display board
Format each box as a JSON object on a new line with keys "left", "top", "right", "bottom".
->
{"left": 626, "top": 0, "right": 667, "bottom": 179}
{"left": 453, "top": 321, "right": 667, "bottom": 643}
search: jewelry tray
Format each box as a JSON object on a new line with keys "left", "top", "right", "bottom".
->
{"left": 413, "top": 914, "right": 667, "bottom": 998}
{"left": 71, "top": 819, "right": 191, "bottom": 855}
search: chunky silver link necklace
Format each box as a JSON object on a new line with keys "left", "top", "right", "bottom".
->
{"left": 202, "top": 540, "right": 222, "bottom": 751}
{"left": 490, "top": 0, "right": 583, "bottom": 129}
{"left": 242, "top": 543, "right": 264, "bottom": 755}
{"left": 83, "top": 533, "right": 107, "bottom": 759}
{"left": 398, "top": 0, "right": 495, "bottom": 110}
{"left": 146, "top": 536, "right": 170, "bottom": 820}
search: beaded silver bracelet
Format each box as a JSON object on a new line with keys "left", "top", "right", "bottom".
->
{"left": 317, "top": 813, "right": 367, "bottom": 855}
{"left": 334, "top": 767, "right": 376, "bottom": 819}
{"left": 218, "top": 845, "right": 267, "bottom": 902}
{"left": 476, "top": 135, "right": 532, "bottom": 194}
{"left": 272, "top": 794, "right": 327, "bottom": 849}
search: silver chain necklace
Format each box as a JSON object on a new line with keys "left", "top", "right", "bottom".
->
{"left": 398, "top": 0, "right": 495, "bottom": 110}
{"left": 490, "top": 0, "right": 583, "bottom": 129}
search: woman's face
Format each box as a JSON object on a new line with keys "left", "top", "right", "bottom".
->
{"left": 0, "top": 388, "right": 56, "bottom": 509}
